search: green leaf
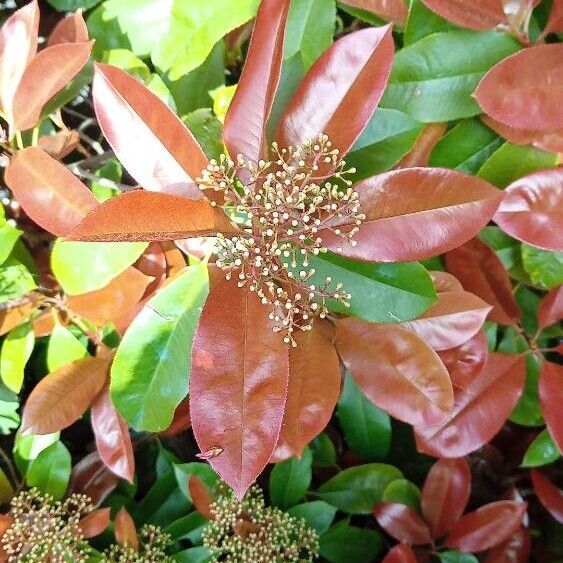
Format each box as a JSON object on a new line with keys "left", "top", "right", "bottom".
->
{"left": 26, "top": 441, "right": 71, "bottom": 500}
{"left": 284, "top": 0, "right": 335, "bottom": 69}
{"left": 0, "top": 224, "right": 22, "bottom": 266}
{"left": 0, "top": 256, "right": 36, "bottom": 304}
{"left": 509, "top": 347, "right": 543, "bottom": 427}
{"left": 173, "top": 462, "right": 219, "bottom": 502}
{"left": 51, "top": 239, "right": 147, "bottom": 295}
{"left": 521, "top": 245, "right": 563, "bottom": 290}
{"left": 165, "top": 512, "right": 209, "bottom": 542}
{"left": 522, "top": 429, "right": 560, "bottom": 468}
{"left": 337, "top": 373, "right": 391, "bottom": 461}
{"left": 429, "top": 118, "right": 502, "bottom": 174}
{"left": 316, "top": 464, "right": 403, "bottom": 514}
{"left": 47, "top": 321, "right": 89, "bottom": 372}
{"left": 438, "top": 552, "right": 479, "bottom": 563}
{"left": 404, "top": 0, "right": 460, "bottom": 45}
{"left": 381, "top": 31, "right": 520, "bottom": 122}
{"left": 0, "top": 399, "right": 20, "bottom": 435}
{"left": 477, "top": 142, "right": 558, "bottom": 188}
{"left": 14, "top": 433, "right": 59, "bottom": 475}
{"left": 87, "top": 4, "right": 132, "bottom": 58}
{"left": 91, "top": 159, "right": 122, "bottom": 202}
{"left": 319, "top": 520, "right": 382, "bottom": 563}
{"left": 111, "top": 264, "right": 209, "bottom": 431}
{"left": 346, "top": 108, "right": 424, "bottom": 181}
{"left": 299, "top": 252, "right": 436, "bottom": 323}
{"left": 152, "top": 0, "right": 260, "bottom": 79}
{"left": 337, "top": 2, "right": 386, "bottom": 27}
{"left": 269, "top": 447, "right": 313, "bottom": 510}
{"left": 382, "top": 478, "right": 421, "bottom": 511}
{"left": 287, "top": 501, "right": 337, "bottom": 534}
{"left": 0, "top": 467, "right": 14, "bottom": 504}
{"left": 182, "top": 109, "right": 223, "bottom": 161}
{"left": 173, "top": 546, "right": 211, "bottom": 563}
{"left": 310, "top": 433, "right": 337, "bottom": 468}
{"left": 0, "top": 321, "right": 34, "bottom": 393}
{"left": 102, "top": 48, "right": 151, "bottom": 81}
{"left": 515, "top": 286, "right": 540, "bottom": 338}
{"left": 47, "top": 0, "right": 102, "bottom": 10}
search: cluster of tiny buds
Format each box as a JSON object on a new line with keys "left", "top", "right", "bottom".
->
{"left": 103, "top": 525, "right": 172, "bottom": 562}
{"left": 197, "top": 134, "right": 363, "bottom": 345}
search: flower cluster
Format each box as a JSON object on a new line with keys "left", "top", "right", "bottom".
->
{"left": 202, "top": 483, "right": 319, "bottom": 562}
{"left": 1, "top": 489, "right": 94, "bottom": 562}
{"left": 198, "top": 134, "right": 364, "bottom": 345}
{"left": 102, "top": 525, "right": 172, "bottom": 562}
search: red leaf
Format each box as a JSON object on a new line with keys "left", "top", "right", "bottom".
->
{"left": 401, "top": 290, "right": 492, "bottom": 351}
{"left": 415, "top": 353, "right": 525, "bottom": 457}
{"left": 537, "top": 286, "right": 563, "bottom": 332}
{"left": 421, "top": 457, "right": 471, "bottom": 538}
{"left": 339, "top": 0, "right": 408, "bottom": 25}
{"left": 22, "top": 356, "right": 111, "bottom": 435}
{"left": 91, "top": 385, "right": 135, "bottom": 483}
{"left": 271, "top": 322, "right": 341, "bottom": 462}
{"left": 189, "top": 475, "right": 213, "bottom": 520}
{"left": 13, "top": 41, "right": 92, "bottom": 131}
{"left": 190, "top": 276, "right": 289, "bottom": 499}
{"left": 381, "top": 543, "right": 417, "bottom": 563}
{"left": 115, "top": 507, "right": 138, "bottom": 551}
{"left": 93, "top": 63, "right": 206, "bottom": 197}
{"left": 160, "top": 399, "right": 191, "bottom": 437}
{"left": 475, "top": 44, "right": 563, "bottom": 131}
{"left": 0, "top": 0, "right": 39, "bottom": 125}
{"left": 5, "top": 147, "right": 98, "bottom": 236}
{"left": 395, "top": 123, "right": 447, "bottom": 168}
{"left": 445, "top": 238, "right": 520, "bottom": 325}
{"left": 335, "top": 319, "right": 454, "bottom": 427}
{"left": 531, "top": 469, "right": 563, "bottom": 523}
{"left": 420, "top": 0, "right": 505, "bottom": 29}
{"left": 47, "top": 10, "right": 89, "bottom": 46}
{"left": 445, "top": 501, "right": 527, "bottom": 552}
{"left": 430, "top": 271, "right": 464, "bottom": 293}
{"left": 484, "top": 526, "right": 531, "bottom": 563}
{"left": 373, "top": 503, "right": 432, "bottom": 546}
{"left": 69, "top": 452, "right": 118, "bottom": 506}
{"left": 493, "top": 169, "right": 563, "bottom": 252}
{"left": 539, "top": 361, "right": 563, "bottom": 453}
{"left": 68, "top": 190, "right": 236, "bottom": 242}
{"left": 223, "top": 0, "right": 290, "bottom": 163}
{"left": 322, "top": 168, "right": 502, "bottom": 262}
{"left": 78, "top": 508, "right": 111, "bottom": 539}
{"left": 277, "top": 25, "right": 394, "bottom": 158}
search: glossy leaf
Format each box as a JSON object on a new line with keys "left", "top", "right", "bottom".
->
{"left": 416, "top": 353, "right": 526, "bottom": 457}
{"left": 224, "top": 0, "right": 290, "bottom": 163}
{"left": 48, "top": 10, "right": 89, "bottom": 45}
{"left": 382, "top": 544, "right": 417, "bottom": 563}
{"left": 531, "top": 469, "right": 563, "bottom": 523}
{"left": 319, "top": 520, "right": 382, "bottom": 563}
{"left": 339, "top": 0, "right": 408, "bottom": 25}
{"left": 22, "top": 356, "right": 111, "bottom": 435}
{"left": 173, "top": 462, "right": 219, "bottom": 503}
{"left": 115, "top": 507, "right": 138, "bottom": 550}
{"left": 396, "top": 123, "right": 447, "bottom": 168}
{"left": 269, "top": 447, "right": 312, "bottom": 510}
{"left": 68, "top": 190, "right": 235, "bottom": 242}
{"left": 382, "top": 479, "right": 421, "bottom": 510}
{"left": 5, "top": 147, "right": 98, "bottom": 237}
{"left": 93, "top": 63, "right": 207, "bottom": 195}
{"left": 78, "top": 508, "right": 111, "bottom": 539}
{"left": 287, "top": 501, "right": 337, "bottom": 534}
{"left": 373, "top": 502, "right": 432, "bottom": 545}
{"left": 69, "top": 451, "right": 118, "bottom": 506}
{"left": 538, "top": 286, "right": 563, "bottom": 331}
{"left": 188, "top": 475, "right": 213, "bottom": 519}
{"left": 0, "top": 298, "right": 40, "bottom": 337}
{"left": 190, "top": 276, "right": 289, "bottom": 499}
{"left": 521, "top": 245, "right": 563, "bottom": 289}
{"left": 484, "top": 526, "right": 531, "bottom": 563}
{"left": 322, "top": 168, "right": 503, "bottom": 262}
{"left": 46, "top": 321, "right": 88, "bottom": 372}
{"left": 421, "top": 457, "right": 471, "bottom": 538}
{"left": 445, "top": 501, "right": 527, "bottom": 552}
{"left": 476, "top": 44, "right": 563, "bottom": 131}
{"left": 420, "top": 0, "right": 505, "bottom": 29}
{"left": 431, "top": 271, "right": 463, "bottom": 293}
{"left": 277, "top": 24, "right": 394, "bottom": 157}
{"left": 336, "top": 319, "right": 454, "bottom": 427}
{"left": 494, "top": 169, "right": 563, "bottom": 252}
{"left": 111, "top": 264, "right": 209, "bottom": 431}
{"left": 0, "top": 320, "right": 34, "bottom": 393}
{"left": 0, "top": 257, "right": 36, "bottom": 304}
{"left": 539, "top": 361, "right": 563, "bottom": 453}
{"left": 26, "top": 441, "right": 71, "bottom": 500}
{"left": 522, "top": 429, "right": 560, "bottom": 468}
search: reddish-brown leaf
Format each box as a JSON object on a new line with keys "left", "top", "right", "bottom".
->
{"left": 0, "top": 296, "right": 42, "bottom": 336}
{"left": 190, "top": 276, "right": 289, "bottom": 499}
{"left": 160, "top": 399, "right": 191, "bottom": 437}
{"left": 32, "top": 310, "right": 56, "bottom": 338}
{"left": 5, "top": 147, "right": 98, "bottom": 236}
{"left": 381, "top": 543, "right": 417, "bottom": 563}
{"left": 475, "top": 44, "right": 563, "bottom": 131}
{"left": 93, "top": 63, "right": 206, "bottom": 197}
{"left": 539, "top": 361, "right": 563, "bottom": 453}
{"left": 484, "top": 526, "right": 531, "bottom": 563}
{"left": 78, "top": 508, "right": 111, "bottom": 539}
{"left": 47, "top": 10, "right": 89, "bottom": 46}
{"left": 531, "top": 469, "right": 563, "bottom": 523}
{"left": 445, "top": 238, "right": 520, "bottom": 325}
{"left": 38, "top": 129, "right": 81, "bottom": 160}
{"left": 421, "top": 457, "right": 471, "bottom": 538}
{"left": 493, "top": 169, "right": 563, "bottom": 252}
{"left": 335, "top": 319, "right": 454, "bottom": 427}
{"left": 395, "top": 123, "right": 447, "bottom": 168}
{"left": 445, "top": 501, "right": 527, "bottom": 552}
{"left": 401, "top": 290, "right": 492, "bottom": 351}
{"left": 68, "top": 190, "right": 236, "bottom": 242}
{"left": 420, "top": 0, "right": 505, "bottom": 29}
{"left": 134, "top": 242, "right": 167, "bottom": 297}
{"left": 115, "top": 507, "right": 138, "bottom": 551}
{"left": 322, "top": 168, "right": 503, "bottom": 262}
{"left": 339, "top": 0, "right": 408, "bottom": 25}
{"left": 430, "top": 271, "right": 464, "bottom": 293}
{"left": 13, "top": 41, "right": 92, "bottom": 131}
{"left": 415, "top": 353, "right": 525, "bottom": 457}
{"left": 537, "top": 286, "right": 563, "bottom": 332}
{"left": 0, "top": 0, "right": 39, "bottom": 125}
{"left": 373, "top": 503, "right": 432, "bottom": 545}
{"left": 189, "top": 475, "right": 213, "bottom": 519}
{"left": 223, "top": 0, "right": 290, "bottom": 163}
{"left": 69, "top": 452, "right": 118, "bottom": 506}
{"left": 91, "top": 385, "right": 135, "bottom": 483}
{"left": 21, "top": 356, "right": 111, "bottom": 435}
{"left": 271, "top": 322, "right": 341, "bottom": 462}
{"left": 277, "top": 25, "right": 394, "bottom": 157}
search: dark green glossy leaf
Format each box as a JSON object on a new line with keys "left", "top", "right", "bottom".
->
{"left": 26, "top": 441, "right": 71, "bottom": 500}
{"left": 522, "top": 429, "right": 560, "bottom": 468}
{"left": 47, "top": 0, "right": 102, "bottom": 11}
{"left": 310, "top": 433, "right": 337, "bottom": 468}
{"left": 438, "top": 552, "right": 479, "bottom": 563}
{"left": 381, "top": 478, "right": 421, "bottom": 511}
{"left": 287, "top": 501, "right": 337, "bottom": 534}
{"left": 173, "top": 462, "right": 219, "bottom": 502}
{"left": 270, "top": 447, "right": 312, "bottom": 510}
{"left": 165, "top": 512, "right": 208, "bottom": 542}
{"left": 404, "top": 0, "right": 460, "bottom": 45}
{"left": 319, "top": 520, "right": 382, "bottom": 563}
{"left": 173, "top": 547, "right": 211, "bottom": 563}
{"left": 337, "top": 3, "right": 387, "bottom": 26}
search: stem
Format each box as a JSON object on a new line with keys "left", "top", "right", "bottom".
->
{"left": 14, "top": 131, "right": 24, "bottom": 150}
{"left": 0, "top": 444, "right": 20, "bottom": 489}
{"left": 31, "top": 126, "right": 39, "bottom": 147}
